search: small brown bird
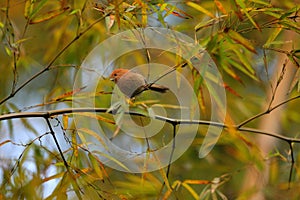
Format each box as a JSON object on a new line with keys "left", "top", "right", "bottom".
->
{"left": 109, "top": 68, "right": 169, "bottom": 98}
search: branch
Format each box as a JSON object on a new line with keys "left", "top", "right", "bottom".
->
{"left": 0, "top": 14, "right": 109, "bottom": 106}
{"left": 45, "top": 117, "right": 70, "bottom": 170}
{"left": 238, "top": 95, "right": 300, "bottom": 128}
{"left": 1, "top": 107, "right": 300, "bottom": 144}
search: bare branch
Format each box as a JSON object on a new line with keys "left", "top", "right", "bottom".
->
{"left": 238, "top": 95, "right": 300, "bottom": 128}
{"left": 0, "top": 14, "right": 109, "bottom": 106}
{"left": 1, "top": 107, "right": 300, "bottom": 145}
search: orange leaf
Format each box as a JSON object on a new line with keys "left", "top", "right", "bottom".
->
{"left": 51, "top": 86, "right": 86, "bottom": 101}
{"left": 223, "top": 83, "right": 242, "bottom": 98}
{"left": 214, "top": 0, "right": 227, "bottom": 14}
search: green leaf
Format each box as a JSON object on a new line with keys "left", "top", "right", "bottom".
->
{"left": 228, "top": 58, "right": 258, "bottom": 81}
{"left": 264, "top": 27, "right": 282, "bottom": 48}
{"left": 249, "top": 0, "right": 270, "bottom": 6}
{"left": 279, "top": 20, "right": 300, "bottom": 34}
{"left": 231, "top": 47, "right": 255, "bottom": 74}
{"left": 227, "top": 29, "right": 257, "bottom": 53}
{"left": 279, "top": 7, "right": 298, "bottom": 20}
{"left": 236, "top": 0, "right": 261, "bottom": 31}
{"left": 264, "top": 11, "right": 282, "bottom": 18}
{"left": 187, "top": 1, "right": 215, "bottom": 18}
{"left": 4, "top": 46, "right": 12, "bottom": 57}
{"left": 88, "top": 153, "right": 104, "bottom": 180}
{"left": 69, "top": 9, "right": 81, "bottom": 15}
{"left": 28, "top": 0, "right": 48, "bottom": 19}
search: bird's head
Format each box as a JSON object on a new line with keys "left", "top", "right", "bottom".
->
{"left": 109, "top": 68, "right": 130, "bottom": 83}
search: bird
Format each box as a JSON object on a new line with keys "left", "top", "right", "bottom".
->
{"left": 109, "top": 68, "right": 169, "bottom": 98}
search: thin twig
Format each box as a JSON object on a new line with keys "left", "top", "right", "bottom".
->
{"left": 288, "top": 142, "right": 295, "bottom": 189}
{"left": 0, "top": 14, "right": 109, "bottom": 106}
{"left": 45, "top": 118, "right": 69, "bottom": 170}
{"left": 238, "top": 95, "right": 300, "bottom": 128}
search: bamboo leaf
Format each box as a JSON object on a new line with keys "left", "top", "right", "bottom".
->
{"left": 51, "top": 86, "right": 86, "bottom": 102}
{"left": 182, "top": 182, "right": 200, "bottom": 200}
{"left": 4, "top": 46, "right": 12, "bottom": 56}
{"left": 74, "top": 112, "right": 115, "bottom": 124}
{"left": 62, "top": 114, "right": 68, "bottom": 130}
{"left": 227, "top": 29, "right": 257, "bottom": 53}
{"left": 231, "top": 47, "right": 255, "bottom": 74}
{"left": 29, "top": 7, "right": 69, "bottom": 24}
{"left": 24, "top": 0, "right": 33, "bottom": 19}
{"left": 264, "top": 27, "right": 282, "bottom": 48}
{"left": 227, "top": 58, "right": 258, "bottom": 81}
{"left": 28, "top": 0, "right": 48, "bottom": 19}
{"left": 93, "top": 150, "right": 130, "bottom": 171}
{"left": 223, "top": 63, "right": 243, "bottom": 82}
{"left": 184, "top": 179, "right": 211, "bottom": 185}
{"left": 71, "top": 129, "right": 78, "bottom": 157}
{"left": 195, "top": 15, "right": 227, "bottom": 31}
{"left": 78, "top": 128, "right": 109, "bottom": 150}
{"left": 236, "top": 0, "right": 261, "bottom": 31}
{"left": 250, "top": 0, "right": 270, "bottom": 6}
{"left": 187, "top": 2, "right": 215, "bottom": 18}
{"left": 88, "top": 153, "right": 104, "bottom": 180}
{"left": 214, "top": 0, "right": 227, "bottom": 14}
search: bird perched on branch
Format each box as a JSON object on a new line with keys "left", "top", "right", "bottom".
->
{"left": 109, "top": 68, "right": 169, "bottom": 98}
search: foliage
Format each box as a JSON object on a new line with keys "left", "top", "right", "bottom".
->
{"left": 0, "top": 0, "right": 300, "bottom": 199}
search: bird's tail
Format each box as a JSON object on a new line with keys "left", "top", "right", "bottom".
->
{"left": 148, "top": 84, "right": 169, "bottom": 93}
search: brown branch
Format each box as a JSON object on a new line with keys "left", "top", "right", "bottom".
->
{"left": 238, "top": 95, "right": 300, "bottom": 128}
{"left": 1, "top": 107, "right": 300, "bottom": 144}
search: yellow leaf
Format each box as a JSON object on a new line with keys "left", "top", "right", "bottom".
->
{"left": 187, "top": 2, "right": 215, "bottom": 18}
{"left": 71, "top": 131, "right": 78, "bottom": 157}
{"left": 73, "top": 112, "right": 115, "bottom": 124}
{"left": 78, "top": 128, "right": 109, "bottom": 150}
{"left": 93, "top": 150, "right": 130, "bottom": 171}
{"left": 183, "top": 179, "right": 211, "bottom": 185}
{"left": 62, "top": 114, "right": 69, "bottom": 130}
{"left": 158, "top": 167, "right": 171, "bottom": 190}
{"left": 24, "top": 0, "right": 33, "bottom": 19}
{"left": 182, "top": 182, "right": 199, "bottom": 200}
{"left": 88, "top": 153, "right": 104, "bottom": 180}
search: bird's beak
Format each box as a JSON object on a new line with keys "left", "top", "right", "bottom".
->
{"left": 110, "top": 77, "right": 115, "bottom": 81}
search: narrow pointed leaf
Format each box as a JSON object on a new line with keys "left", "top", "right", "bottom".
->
{"left": 187, "top": 2, "right": 215, "bottom": 18}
